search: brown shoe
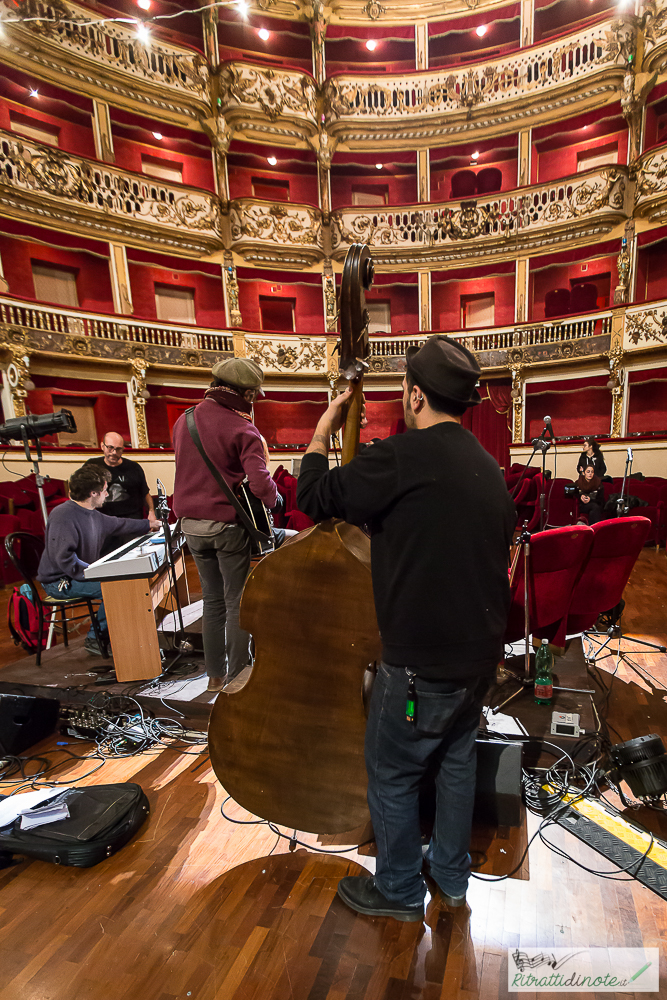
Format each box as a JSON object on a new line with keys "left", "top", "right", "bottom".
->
{"left": 207, "top": 676, "right": 225, "bottom": 693}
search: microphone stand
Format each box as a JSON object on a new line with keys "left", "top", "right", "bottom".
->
{"left": 510, "top": 419, "right": 554, "bottom": 532}
{"left": 616, "top": 449, "right": 632, "bottom": 519}
{"left": 154, "top": 482, "right": 190, "bottom": 660}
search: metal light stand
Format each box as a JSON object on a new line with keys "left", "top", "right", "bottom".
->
{"left": 616, "top": 447, "right": 633, "bottom": 519}
{"left": 492, "top": 522, "right": 536, "bottom": 713}
{"left": 154, "top": 480, "right": 190, "bottom": 658}
{"left": 20, "top": 427, "right": 49, "bottom": 528}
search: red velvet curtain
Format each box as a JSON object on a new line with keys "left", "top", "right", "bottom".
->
{"left": 460, "top": 384, "right": 511, "bottom": 471}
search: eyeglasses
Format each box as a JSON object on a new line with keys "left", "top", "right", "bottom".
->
{"left": 103, "top": 445, "right": 124, "bottom": 453}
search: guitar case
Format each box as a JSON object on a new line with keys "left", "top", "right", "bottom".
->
{"left": 0, "top": 782, "right": 149, "bottom": 868}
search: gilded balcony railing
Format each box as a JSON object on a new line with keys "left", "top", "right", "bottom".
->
{"left": 624, "top": 298, "right": 667, "bottom": 352}
{"left": 0, "top": 297, "right": 233, "bottom": 353}
{"left": 324, "top": 18, "right": 625, "bottom": 141}
{"left": 245, "top": 335, "right": 328, "bottom": 374}
{"left": 331, "top": 167, "right": 629, "bottom": 264}
{"left": 1, "top": 0, "right": 209, "bottom": 112}
{"left": 635, "top": 143, "right": 667, "bottom": 222}
{"left": 230, "top": 199, "right": 323, "bottom": 267}
{"left": 0, "top": 131, "right": 221, "bottom": 255}
{"left": 217, "top": 62, "right": 318, "bottom": 141}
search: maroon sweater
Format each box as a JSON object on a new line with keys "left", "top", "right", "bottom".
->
{"left": 172, "top": 397, "right": 278, "bottom": 523}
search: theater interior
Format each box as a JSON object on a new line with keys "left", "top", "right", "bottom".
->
{"left": 0, "top": 0, "right": 667, "bottom": 995}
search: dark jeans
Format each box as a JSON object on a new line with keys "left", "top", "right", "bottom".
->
{"left": 185, "top": 524, "right": 251, "bottom": 681}
{"left": 578, "top": 499, "right": 603, "bottom": 524}
{"left": 365, "top": 661, "right": 489, "bottom": 907}
{"left": 42, "top": 580, "right": 106, "bottom": 639}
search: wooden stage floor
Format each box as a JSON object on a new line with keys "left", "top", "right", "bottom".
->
{"left": 0, "top": 551, "right": 666, "bottom": 999}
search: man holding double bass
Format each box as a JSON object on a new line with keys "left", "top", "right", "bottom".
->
{"left": 297, "top": 335, "right": 515, "bottom": 923}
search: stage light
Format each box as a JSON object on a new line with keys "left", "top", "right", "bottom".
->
{"left": 0, "top": 410, "right": 76, "bottom": 442}
{"left": 376, "top": 163, "right": 382, "bottom": 169}
{"left": 610, "top": 735, "right": 667, "bottom": 800}
{"left": 152, "top": 132, "right": 163, "bottom": 140}
{"left": 258, "top": 28, "right": 270, "bottom": 40}
{"left": 366, "top": 39, "right": 377, "bottom": 51}
{"left": 476, "top": 25, "right": 488, "bottom": 37}
{"left": 137, "top": 0, "right": 151, "bottom": 9}
{"left": 30, "top": 88, "right": 39, "bottom": 98}
{"left": 237, "top": 0, "right": 249, "bottom": 16}
{"left": 136, "top": 23, "right": 150, "bottom": 43}
{"left": 267, "top": 156, "right": 277, "bottom": 165}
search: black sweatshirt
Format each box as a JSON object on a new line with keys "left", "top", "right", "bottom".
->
{"left": 297, "top": 422, "right": 516, "bottom": 680}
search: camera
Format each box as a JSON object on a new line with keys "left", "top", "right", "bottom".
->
{"left": 564, "top": 482, "right": 580, "bottom": 498}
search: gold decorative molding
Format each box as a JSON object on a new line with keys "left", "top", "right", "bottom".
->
{"left": 245, "top": 336, "right": 327, "bottom": 373}
{"left": 223, "top": 254, "right": 243, "bottom": 328}
{"left": 2, "top": 342, "right": 32, "bottom": 418}
{"left": 129, "top": 358, "right": 150, "bottom": 449}
{"left": 230, "top": 200, "right": 323, "bottom": 267}
{"left": 0, "top": 132, "right": 221, "bottom": 256}
{"left": 217, "top": 62, "right": 318, "bottom": 142}
{"left": 509, "top": 365, "right": 525, "bottom": 443}
{"left": 624, "top": 303, "right": 667, "bottom": 349}
{"left": 604, "top": 344, "right": 625, "bottom": 438}
{"left": 322, "top": 261, "right": 337, "bottom": 333}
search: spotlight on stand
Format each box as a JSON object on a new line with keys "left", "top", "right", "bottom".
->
{"left": 609, "top": 734, "right": 667, "bottom": 802}
{"left": 0, "top": 409, "right": 76, "bottom": 443}
{"left": 0, "top": 410, "right": 76, "bottom": 526}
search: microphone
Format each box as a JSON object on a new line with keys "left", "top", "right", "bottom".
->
{"left": 543, "top": 415, "right": 551, "bottom": 425}
{"left": 627, "top": 447, "right": 633, "bottom": 461}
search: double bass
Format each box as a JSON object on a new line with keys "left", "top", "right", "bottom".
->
{"left": 208, "top": 244, "right": 381, "bottom": 835}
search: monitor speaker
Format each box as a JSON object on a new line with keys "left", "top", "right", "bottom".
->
{"left": 0, "top": 694, "right": 60, "bottom": 756}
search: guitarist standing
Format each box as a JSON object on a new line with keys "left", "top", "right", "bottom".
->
{"left": 173, "top": 359, "right": 278, "bottom": 692}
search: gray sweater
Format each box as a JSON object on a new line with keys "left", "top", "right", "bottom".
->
{"left": 38, "top": 500, "right": 150, "bottom": 584}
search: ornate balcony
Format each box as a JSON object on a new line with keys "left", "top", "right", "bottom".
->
{"left": 0, "top": 0, "right": 210, "bottom": 123}
{"left": 217, "top": 62, "right": 318, "bottom": 146}
{"left": 0, "top": 296, "right": 234, "bottom": 370}
{"left": 367, "top": 311, "right": 615, "bottom": 373}
{"left": 230, "top": 199, "right": 323, "bottom": 267}
{"left": 324, "top": 19, "right": 627, "bottom": 147}
{"left": 0, "top": 131, "right": 221, "bottom": 255}
{"left": 635, "top": 143, "right": 667, "bottom": 223}
{"left": 245, "top": 335, "right": 329, "bottom": 375}
{"left": 331, "top": 167, "right": 630, "bottom": 267}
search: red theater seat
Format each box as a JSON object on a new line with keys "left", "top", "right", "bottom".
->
{"left": 476, "top": 167, "right": 503, "bottom": 194}
{"left": 544, "top": 288, "right": 571, "bottom": 318}
{"left": 570, "top": 282, "right": 598, "bottom": 314}
{"left": 450, "top": 170, "right": 477, "bottom": 199}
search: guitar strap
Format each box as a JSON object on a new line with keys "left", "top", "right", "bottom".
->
{"left": 184, "top": 407, "right": 270, "bottom": 545}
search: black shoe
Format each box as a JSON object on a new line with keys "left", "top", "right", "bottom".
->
{"left": 84, "top": 636, "right": 110, "bottom": 658}
{"left": 336, "top": 876, "right": 424, "bottom": 923}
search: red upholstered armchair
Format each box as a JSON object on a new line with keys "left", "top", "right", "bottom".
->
{"left": 563, "top": 516, "right": 651, "bottom": 637}
{"left": 450, "top": 169, "right": 477, "bottom": 199}
{"left": 622, "top": 481, "right": 664, "bottom": 548}
{"left": 0, "top": 514, "right": 22, "bottom": 584}
{"left": 504, "top": 525, "right": 594, "bottom": 649}
{"left": 543, "top": 478, "right": 578, "bottom": 528}
{"left": 476, "top": 167, "right": 502, "bottom": 194}
{"left": 570, "top": 282, "right": 598, "bottom": 314}
{"left": 544, "top": 288, "right": 571, "bottom": 318}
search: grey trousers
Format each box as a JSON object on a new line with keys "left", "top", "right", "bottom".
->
{"left": 185, "top": 524, "right": 251, "bottom": 681}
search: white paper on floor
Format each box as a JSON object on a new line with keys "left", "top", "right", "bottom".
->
{"left": 157, "top": 601, "right": 203, "bottom": 633}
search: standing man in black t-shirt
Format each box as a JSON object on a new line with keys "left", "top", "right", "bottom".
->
{"left": 86, "top": 432, "right": 155, "bottom": 521}
{"left": 297, "top": 336, "right": 515, "bottom": 924}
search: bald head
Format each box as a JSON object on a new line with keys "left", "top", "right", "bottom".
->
{"left": 101, "top": 431, "right": 125, "bottom": 467}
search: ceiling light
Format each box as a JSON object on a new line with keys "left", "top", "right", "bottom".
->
{"left": 267, "top": 156, "right": 277, "bottom": 165}
{"left": 366, "top": 39, "right": 377, "bottom": 51}
{"left": 376, "top": 163, "right": 382, "bottom": 170}
{"left": 471, "top": 151, "right": 479, "bottom": 160}
{"left": 30, "top": 88, "right": 39, "bottom": 98}
{"left": 136, "top": 23, "right": 150, "bottom": 43}
{"left": 476, "top": 25, "right": 488, "bottom": 37}
{"left": 237, "top": 0, "right": 249, "bottom": 16}
{"left": 137, "top": 0, "right": 151, "bottom": 9}
{"left": 258, "top": 28, "right": 270, "bottom": 40}
{"left": 152, "top": 131, "right": 163, "bottom": 140}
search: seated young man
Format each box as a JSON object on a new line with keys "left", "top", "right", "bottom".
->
{"left": 38, "top": 464, "right": 159, "bottom": 656}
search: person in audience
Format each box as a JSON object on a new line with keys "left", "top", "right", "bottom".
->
{"left": 577, "top": 437, "right": 606, "bottom": 478}
{"left": 576, "top": 464, "right": 605, "bottom": 524}
{"left": 86, "top": 431, "right": 155, "bottom": 521}
{"left": 172, "top": 358, "right": 280, "bottom": 693}
{"left": 38, "top": 464, "right": 160, "bottom": 657}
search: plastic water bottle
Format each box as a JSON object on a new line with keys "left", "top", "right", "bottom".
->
{"left": 534, "top": 638, "right": 553, "bottom": 705}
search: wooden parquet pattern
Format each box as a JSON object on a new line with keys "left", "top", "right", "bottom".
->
{"left": 0, "top": 552, "right": 666, "bottom": 999}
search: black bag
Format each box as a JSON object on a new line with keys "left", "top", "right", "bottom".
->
{"left": 0, "top": 782, "right": 149, "bottom": 868}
